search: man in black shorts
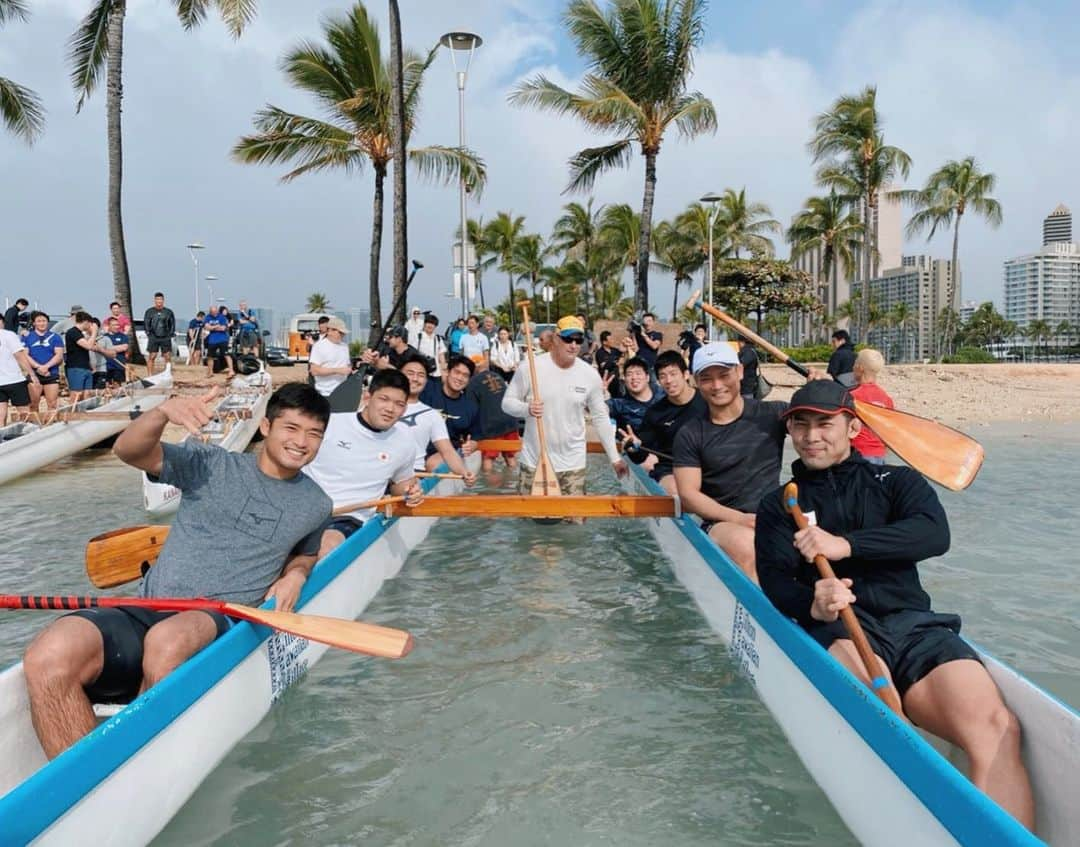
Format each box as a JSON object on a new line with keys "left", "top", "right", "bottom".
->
{"left": 22, "top": 382, "right": 333, "bottom": 758}
{"left": 756, "top": 380, "right": 1033, "bottom": 829}
{"left": 143, "top": 291, "right": 176, "bottom": 375}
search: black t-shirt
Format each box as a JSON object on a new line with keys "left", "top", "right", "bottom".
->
{"left": 673, "top": 399, "right": 788, "bottom": 513}
{"left": 64, "top": 327, "right": 90, "bottom": 370}
{"left": 465, "top": 370, "right": 519, "bottom": 439}
{"left": 738, "top": 345, "right": 759, "bottom": 396}
{"left": 624, "top": 390, "right": 708, "bottom": 475}
{"left": 383, "top": 343, "right": 417, "bottom": 369}
{"left": 632, "top": 328, "right": 664, "bottom": 368}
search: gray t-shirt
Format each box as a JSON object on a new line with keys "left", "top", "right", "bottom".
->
{"left": 142, "top": 441, "right": 332, "bottom": 604}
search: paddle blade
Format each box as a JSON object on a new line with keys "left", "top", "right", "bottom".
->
{"left": 853, "top": 400, "right": 984, "bottom": 491}
{"left": 222, "top": 603, "right": 414, "bottom": 659}
{"left": 86, "top": 526, "right": 170, "bottom": 588}
{"left": 530, "top": 455, "right": 563, "bottom": 497}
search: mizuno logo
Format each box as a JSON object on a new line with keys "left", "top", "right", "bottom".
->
{"left": 247, "top": 512, "right": 276, "bottom": 525}
{"left": 337, "top": 440, "right": 351, "bottom": 449}
{"left": 399, "top": 409, "right": 434, "bottom": 427}
{"left": 662, "top": 421, "right": 675, "bottom": 427}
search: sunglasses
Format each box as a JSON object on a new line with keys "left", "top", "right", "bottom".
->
{"left": 560, "top": 334, "right": 585, "bottom": 344}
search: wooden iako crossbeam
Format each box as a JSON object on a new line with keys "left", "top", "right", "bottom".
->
{"left": 476, "top": 439, "right": 611, "bottom": 454}
{"left": 384, "top": 495, "right": 679, "bottom": 519}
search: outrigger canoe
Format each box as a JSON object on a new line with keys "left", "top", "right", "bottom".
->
{"left": 142, "top": 365, "right": 271, "bottom": 516}
{"left": 0, "top": 367, "right": 173, "bottom": 487}
{"left": 624, "top": 461, "right": 1078, "bottom": 846}
{"left": 0, "top": 472, "right": 453, "bottom": 845}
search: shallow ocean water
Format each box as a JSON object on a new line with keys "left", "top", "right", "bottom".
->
{"left": 0, "top": 423, "right": 1076, "bottom": 845}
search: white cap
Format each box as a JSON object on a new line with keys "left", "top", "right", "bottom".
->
{"left": 692, "top": 342, "right": 739, "bottom": 375}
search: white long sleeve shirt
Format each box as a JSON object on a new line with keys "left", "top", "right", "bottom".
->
{"left": 501, "top": 354, "right": 619, "bottom": 472}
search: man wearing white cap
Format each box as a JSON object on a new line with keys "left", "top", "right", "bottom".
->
{"left": 308, "top": 317, "right": 353, "bottom": 397}
{"left": 672, "top": 342, "right": 791, "bottom": 582}
{"left": 502, "top": 315, "right": 627, "bottom": 500}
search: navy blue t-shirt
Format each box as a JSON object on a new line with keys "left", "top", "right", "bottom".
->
{"left": 419, "top": 379, "right": 480, "bottom": 447}
{"left": 105, "top": 331, "right": 128, "bottom": 372}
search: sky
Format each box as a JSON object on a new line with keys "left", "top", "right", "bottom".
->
{"left": 2, "top": 0, "right": 1079, "bottom": 325}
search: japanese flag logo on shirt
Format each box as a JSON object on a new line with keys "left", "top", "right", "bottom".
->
{"left": 377, "top": 451, "right": 390, "bottom": 462}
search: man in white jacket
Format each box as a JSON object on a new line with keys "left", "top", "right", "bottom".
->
{"left": 502, "top": 315, "right": 627, "bottom": 498}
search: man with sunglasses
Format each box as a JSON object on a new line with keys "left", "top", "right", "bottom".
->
{"left": 503, "top": 315, "right": 627, "bottom": 501}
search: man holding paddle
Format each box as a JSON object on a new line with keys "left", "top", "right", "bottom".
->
{"left": 22, "top": 382, "right": 334, "bottom": 758}
{"left": 755, "top": 380, "right": 1034, "bottom": 829}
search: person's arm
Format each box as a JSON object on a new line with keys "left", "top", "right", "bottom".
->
{"left": 308, "top": 346, "right": 351, "bottom": 377}
{"left": 113, "top": 390, "right": 221, "bottom": 474}
{"left": 585, "top": 374, "right": 624, "bottom": 472}
{"left": 642, "top": 330, "right": 662, "bottom": 351}
{"left": 264, "top": 519, "right": 327, "bottom": 612}
{"left": 433, "top": 437, "right": 475, "bottom": 484}
{"left": 14, "top": 348, "right": 39, "bottom": 383}
{"left": 501, "top": 367, "right": 530, "bottom": 418}
{"left": 671, "top": 428, "right": 755, "bottom": 525}
{"left": 756, "top": 493, "right": 817, "bottom": 625}
{"left": 111, "top": 339, "right": 129, "bottom": 354}
{"left": 43, "top": 340, "right": 64, "bottom": 370}
{"left": 842, "top": 468, "right": 950, "bottom": 562}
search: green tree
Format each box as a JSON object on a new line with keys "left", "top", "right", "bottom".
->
{"left": 387, "top": 0, "right": 408, "bottom": 325}
{"left": 465, "top": 217, "right": 497, "bottom": 311}
{"left": 1028, "top": 318, "right": 1051, "bottom": 361}
{"left": 961, "top": 302, "right": 1013, "bottom": 349}
{"left": 888, "top": 301, "right": 916, "bottom": 362}
{"left": 0, "top": 0, "right": 44, "bottom": 143}
{"left": 650, "top": 220, "right": 703, "bottom": 319}
{"left": 509, "top": 0, "right": 717, "bottom": 312}
{"left": 508, "top": 234, "right": 554, "bottom": 302}
{"left": 712, "top": 257, "right": 819, "bottom": 336}
{"left": 306, "top": 292, "right": 331, "bottom": 312}
{"left": 809, "top": 86, "right": 911, "bottom": 326}
{"left": 485, "top": 212, "right": 528, "bottom": 333}
{"left": 716, "top": 187, "right": 781, "bottom": 258}
{"left": 598, "top": 203, "right": 642, "bottom": 277}
{"left": 551, "top": 199, "right": 605, "bottom": 315}
{"left": 69, "top": 0, "right": 257, "bottom": 340}
{"left": 232, "top": 3, "right": 486, "bottom": 329}
{"left": 897, "top": 157, "right": 1002, "bottom": 323}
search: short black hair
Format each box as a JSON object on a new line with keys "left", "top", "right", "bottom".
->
{"left": 368, "top": 367, "right": 410, "bottom": 397}
{"left": 398, "top": 351, "right": 434, "bottom": 375}
{"left": 317, "top": 316, "right": 330, "bottom": 325}
{"left": 599, "top": 330, "right": 612, "bottom": 343}
{"left": 196, "top": 310, "right": 205, "bottom": 317}
{"left": 832, "top": 329, "right": 850, "bottom": 342}
{"left": 154, "top": 292, "right": 164, "bottom": 298}
{"left": 90, "top": 317, "right": 101, "bottom": 327}
{"left": 29, "top": 310, "right": 49, "bottom": 323}
{"left": 266, "top": 382, "right": 331, "bottom": 428}
{"left": 74, "top": 310, "right": 93, "bottom": 323}
{"left": 655, "top": 350, "right": 688, "bottom": 374}
{"left": 16, "top": 298, "right": 28, "bottom": 308}
{"left": 694, "top": 323, "right": 706, "bottom": 333}
{"left": 624, "top": 356, "right": 650, "bottom": 375}
{"left": 446, "top": 353, "right": 476, "bottom": 376}
{"left": 424, "top": 313, "right": 439, "bottom": 326}
{"left": 109, "top": 301, "right": 119, "bottom": 309}
{"left": 643, "top": 311, "right": 656, "bottom": 320}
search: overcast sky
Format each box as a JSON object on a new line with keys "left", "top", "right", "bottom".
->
{"left": 2, "top": 0, "right": 1078, "bottom": 323}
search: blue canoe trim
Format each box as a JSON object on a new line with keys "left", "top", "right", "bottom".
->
{"left": 631, "top": 464, "right": 1042, "bottom": 847}
{"left": 0, "top": 474, "right": 441, "bottom": 844}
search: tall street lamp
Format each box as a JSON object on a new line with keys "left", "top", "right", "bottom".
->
{"left": 700, "top": 193, "right": 721, "bottom": 340}
{"left": 187, "top": 242, "right": 205, "bottom": 314}
{"left": 440, "top": 31, "right": 482, "bottom": 320}
{"left": 205, "top": 274, "right": 219, "bottom": 306}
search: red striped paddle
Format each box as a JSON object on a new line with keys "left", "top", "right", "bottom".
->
{"left": 0, "top": 595, "right": 414, "bottom": 659}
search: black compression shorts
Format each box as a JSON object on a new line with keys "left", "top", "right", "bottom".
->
{"left": 325, "top": 516, "right": 364, "bottom": 539}
{"left": 68, "top": 606, "right": 231, "bottom": 703}
{"left": 808, "top": 608, "right": 981, "bottom": 697}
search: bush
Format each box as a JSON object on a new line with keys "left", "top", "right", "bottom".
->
{"left": 779, "top": 344, "right": 834, "bottom": 363}
{"left": 943, "top": 346, "right": 996, "bottom": 364}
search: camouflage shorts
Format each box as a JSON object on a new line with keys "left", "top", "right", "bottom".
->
{"left": 518, "top": 465, "right": 587, "bottom": 496}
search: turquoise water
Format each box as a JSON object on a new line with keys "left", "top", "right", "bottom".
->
{"left": 0, "top": 424, "right": 1077, "bottom": 845}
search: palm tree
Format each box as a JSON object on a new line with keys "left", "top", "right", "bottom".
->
{"left": 551, "top": 199, "right": 605, "bottom": 315}
{"left": 787, "top": 191, "right": 863, "bottom": 329}
{"left": 509, "top": 0, "right": 717, "bottom": 312}
{"left": 233, "top": 3, "right": 485, "bottom": 330}
{"left": 465, "top": 218, "right": 497, "bottom": 310}
{"left": 69, "top": 0, "right": 257, "bottom": 340}
{"left": 650, "top": 221, "right": 703, "bottom": 319}
{"left": 1028, "top": 319, "right": 1051, "bottom": 361}
{"left": 834, "top": 296, "right": 860, "bottom": 338}
{"left": 387, "top": 0, "right": 408, "bottom": 326}
{"left": 485, "top": 212, "right": 527, "bottom": 333}
{"left": 599, "top": 203, "right": 641, "bottom": 276}
{"left": 508, "top": 234, "right": 553, "bottom": 302}
{"left": 809, "top": 86, "right": 911, "bottom": 325}
{"left": 897, "top": 157, "right": 1002, "bottom": 318}
{"left": 889, "top": 301, "right": 915, "bottom": 362}
{"left": 0, "top": 0, "right": 44, "bottom": 143}
{"left": 716, "top": 187, "right": 781, "bottom": 258}
{"left": 306, "top": 292, "right": 331, "bottom": 312}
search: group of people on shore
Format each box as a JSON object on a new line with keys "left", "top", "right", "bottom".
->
{"left": 16, "top": 305, "right": 1034, "bottom": 830}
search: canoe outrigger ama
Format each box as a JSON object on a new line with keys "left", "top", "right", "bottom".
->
{"left": 623, "top": 461, "right": 1079, "bottom": 846}
{"left": 0, "top": 472, "right": 454, "bottom": 845}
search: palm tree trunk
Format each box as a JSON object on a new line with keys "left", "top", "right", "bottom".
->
{"left": 862, "top": 192, "right": 872, "bottom": 337}
{"left": 477, "top": 270, "right": 485, "bottom": 310}
{"left": 671, "top": 279, "right": 679, "bottom": 322}
{"left": 368, "top": 164, "right": 386, "bottom": 335}
{"left": 388, "top": 0, "right": 408, "bottom": 327}
{"left": 635, "top": 150, "right": 658, "bottom": 313}
{"left": 106, "top": 3, "right": 136, "bottom": 360}
{"left": 507, "top": 272, "right": 516, "bottom": 335}
{"left": 949, "top": 213, "right": 962, "bottom": 356}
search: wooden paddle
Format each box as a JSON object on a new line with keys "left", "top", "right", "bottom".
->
{"left": 85, "top": 495, "right": 409, "bottom": 589}
{"left": 685, "top": 290, "right": 984, "bottom": 491}
{"left": 783, "top": 483, "right": 903, "bottom": 715}
{"left": 0, "top": 594, "right": 413, "bottom": 659}
{"left": 517, "top": 300, "right": 561, "bottom": 497}
{"left": 414, "top": 471, "right": 464, "bottom": 479}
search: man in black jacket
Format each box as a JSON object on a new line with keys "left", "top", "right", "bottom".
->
{"left": 826, "top": 329, "right": 856, "bottom": 386}
{"left": 756, "top": 380, "right": 1033, "bottom": 830}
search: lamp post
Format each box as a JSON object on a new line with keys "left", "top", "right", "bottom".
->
{"left": 205, "top": 274, "right": 218, "bottom": 306}
{"left": 700, "top": 193, "right": 721, "bottom": 340}
{"left": 440, "top": 31, "right": 482, "bottom": 321}
{"left": 186, "top": 242, "right": 205, "bottom": 314}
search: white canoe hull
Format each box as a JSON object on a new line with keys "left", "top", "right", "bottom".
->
{"left": 142, "top": 372, "right": 271, "bottom": 516}
{"left": 0, "top": 473, "right": 454, "bottom": 845}
{"left": 626, "top": 463, "right": 1075, "bottom": 846}
{"left": 0, "top": 368, "right": 173, "bottom": 487}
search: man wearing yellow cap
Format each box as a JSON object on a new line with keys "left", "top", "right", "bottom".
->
{"left": 502, "top": 316, "right": 627, "bottom": 501}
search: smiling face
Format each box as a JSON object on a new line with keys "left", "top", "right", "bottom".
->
{"left": 110, "top": 304, "right": 121, "bottom": 316}
{"left": 33, "top": 314, "right": 48, "bottom": 333}
{"left": 362, "top": 386, "right": 408, "bottom": 430}
{"left": 400, "top": 361, "right": 428, "bottom": 398}
{"left": 258, "top": 409, "right": 326, "bottom": 476}
{"left": 656, "top": 363, "right": 690, "bottom": 398}
{"left": 445, "top": 362, "right": 472, "bottom": 394}
{"left": 786, "top": 411, "right": 860, "bottom": 470}
{"left": 551, "top": 333, "right": 581, "bottom": 367}
{"left": 624, "top": 365, "right": 650, "bottom": 394}
{"left": 695, "top": 364, "right": 742, "bottom": 411}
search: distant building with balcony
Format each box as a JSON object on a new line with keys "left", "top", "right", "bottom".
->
{"left": 1003, "top": 241, "right": 1080, "bottom": 331}
{"left": 1043, "top": 204, "right": 1072, "bottom": 245}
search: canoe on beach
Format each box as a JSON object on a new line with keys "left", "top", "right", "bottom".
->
{"left": 141, "top": 365, "right": 272, "bottom": 516}
{"left": 622, "top": 460, "right": 1079, "bottom": 846}
{"left": 0, "top": 367, "right": 174, "bottom": 487}
{"left": 0, "top": 471, "right": 454, "bottom": 846}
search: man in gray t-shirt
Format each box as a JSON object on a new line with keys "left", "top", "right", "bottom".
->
{"left": 21, "top": 383, "right": 333, "bottom": 759}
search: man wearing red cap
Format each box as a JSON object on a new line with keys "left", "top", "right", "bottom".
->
{"left": 756, "top": 380, "right": 1033, "bottom": 830}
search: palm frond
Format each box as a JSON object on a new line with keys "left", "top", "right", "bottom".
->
{"left": 232, "top": 105, "right": 361, "bottom": 182}
{"left": 507, "top": 74, "right": 577, "bottom": 115}
{"left": 68, "top": 0, "right": 113, "bottom": 112}
{"left": 0, "top": 76, "right": 44, "bottom": 142}
{"left": 407, "top": 145, "right": 487, "bottom": 196}
{"left": 667, "top": 90, "right": 717, "bottom": 139}
{"left": 172, "top": 0, "right": 206, "bottom": 31}
{"left": 214, "top": 0, "right": 257, "bottom": 38}
{"left": 564, "top": 0, "right": 630, "bottom": 83}
{"left": 0, "top": 0, "right": 29, "bottom": 25}
{"left": 565, "top": 138, "right": 633, "bottom": 194}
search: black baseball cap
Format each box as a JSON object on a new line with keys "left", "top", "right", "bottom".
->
{"left": 388, "top": 325, "right": 408, "bottom": 339}
{"left": 782, "top": 380, "right": 856, "bottom": 419}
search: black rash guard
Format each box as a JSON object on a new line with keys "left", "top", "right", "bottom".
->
{"left": 624, "top": 391, "right": 707, "bottom": 477}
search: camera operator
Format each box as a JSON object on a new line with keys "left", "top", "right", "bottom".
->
{"left": 678, "top": 323, "right": 706, "bottom": 370}
{"left": 4, "top": 299, "right": 29, "bottom": 337}
{"left": 368, "top": 326, "right": 417, "bottom": 370}
{"left": 628, "top": 312, "right": 663, "bottom": 372}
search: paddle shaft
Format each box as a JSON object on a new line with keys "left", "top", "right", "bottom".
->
{"left": 782, "top": 484, "right": 904, "bottom": 715}
{"left": 517, "top": 301, "right": 557, "bottom": 495}
{"left": 414, "top": 471, "right": 464, "bottom": 479}
{"left": 688, "top": 293, "right": 809, "bottom": 377}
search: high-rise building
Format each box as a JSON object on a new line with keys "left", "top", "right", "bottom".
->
{"left": 958, "top": 300, "right": 978, "bottom": 324}
{"left": 1003, "top": 241, "right": 1080, "bottom": 330}
{"left": 853, "top": 255, "right": 954, "bottom": 362}
{"left": 1042, "top": 204, "right": 1072, "bottom": 245}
